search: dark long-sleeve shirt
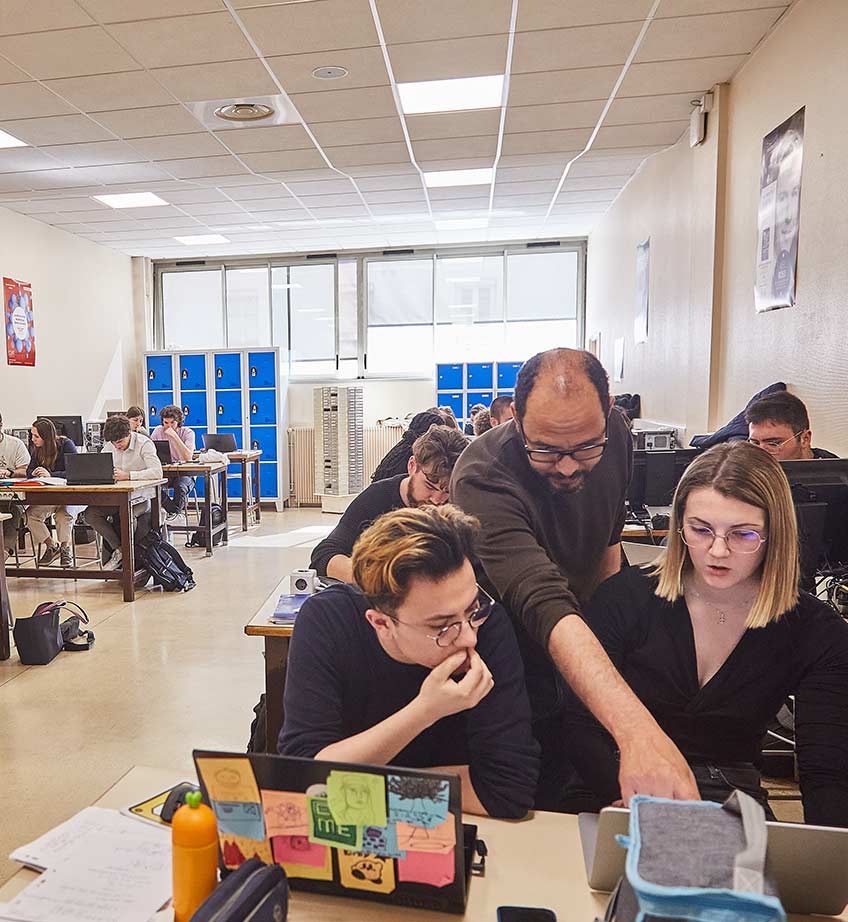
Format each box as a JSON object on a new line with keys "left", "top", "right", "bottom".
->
{"left": 561, "top": 566, "right": 848, "bottom": 827}
{"left": 27, "top": 437, "right": 77, "bottom": 476}
{"left": 310, "top": 474, "right": 406, "bottom": 578}
{"left": 278, "top": 583, "right": 540, "bottom": 819}
{"left": 450, "top": 414, "right": 632, "bottom": 715}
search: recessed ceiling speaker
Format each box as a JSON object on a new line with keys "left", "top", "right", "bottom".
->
{"left": 214, "top": 102, "right": 274, "bottom": 122}
{"left": 312, "top": 65, "right": 349, "bottom": 80}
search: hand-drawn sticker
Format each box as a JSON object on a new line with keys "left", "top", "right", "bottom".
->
{"left": 338, "top": 849, "right": 397, "bottom": 895}
{"left": 395, "top": 815, "right": 456, "bottom": 854}
{"left": 261, "top": 790, "right": 309, "bottom": 837}
{"left": 196, "top": 757, "right": 261, "bottom": 804}
{"left": 326, "top": 770, "right": 387, "bottom": 827}
{"left": 352, "top": 823, "right": 405, "bottom": 859}
{"left": 211, "top": 801, "right": 265, "bottom": 840}
{"left": 387, "top": 774, "right": 449, "bottom": 828}
{"left": 307, "top": 794, "right": 361, "bottom": 849}
{"left": 220, "top": 834, "right": 273, "bottom": 869}
{"left": 271, "top": 835, "right": 333, "bottom": 881}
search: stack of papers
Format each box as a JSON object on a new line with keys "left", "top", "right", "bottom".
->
{"left": 1, "top": 807, "right": 172, "bottom": 922}
{"left": 270, "top": 593, "right": 310, "bottom": 623}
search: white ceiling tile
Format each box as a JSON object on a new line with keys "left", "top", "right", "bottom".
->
{"left": 0, "top": 148, "right": 66, "bottom": 172}
{"left": 355, "top": 173, "right": 422, "bottom": 192}
{"left": 494, "top": 179, "right": 559, "bottom": 196}
{"left": 344, "top": 163, "right": 417, "bottom": 177}
{"left": 593, "top": 121, "right": 686, "bottom": 149}
{"left": 47, "top": 208, "right": 141, "bottom": 223}
{"left": 569, "top": 157, "right": 648, "bottom": 177}
{"left": 362, "top": 188, "right": 425, "bottom": 204}
{"left": 498, "top": 152, "right": 578, "bottom": 167}
{"left": 375, "top": 0, "right": 511, "bottom": 43}
{"left": 619, "top": 55, "right": 748, "bottom": 96}
{"left": 206, "top": 172, "right": 277, "bottom": 186}
{"left": 561, "top": 174, "right": 631, "bottom": 191}
{"left": 430, "top": 196, "right": 489, "bottom": 210}
{"left": 295, "top": 192, "right": 364, "bottom": 207}
{"left": 70, "top": 162, "right": 172, "bottom": 184}
{"left": 0, "top": 58, "right": 31, "bottom": 83}
{"left": 307, "top": 205, "right": 370, "bottom": 217}
{"left": 214, "top": 124, "right": 315, "bottom": 154}
{"left": 635, "top": 9, "right": 785, "bottom": 63}
{"left": 501, "top": 129, "right": 591, "bottom": 155}
{"left": 406, "top": 110, "right": 501, "bottom": 141}
{"left": 290, "top": 85, "right": 397, "bottom": 122}
{"left": 517, "top": 0, "right": 652, "bottom": 31}
{"left": 252, "top": 208, "right": 312, "bottom": 220}
{"left": 389, "top": 34, "right": 508, "bottom": 83}
{"left": 0, "top": 28, "right": 138, "bottom": 80}
{"left": 286, "top": 178, "right": 357, "bottom": 195}
{"left": 223, "top": 183, "right": 299, "bottom": 200}
{"left": 238, "top": 0, "right": 378, "bottom": 56}
{"left": 369, "top": 202, "right": 429, "bottom": 216}
{"left": 505, "top": 100, "right": 604, "bottom": 134}
{"left": 12, "top": 197, "right": 106, "bottom": 214}
{"left": 427, "top": 185, "right": 488, "bottom": 201}
{"left": 325, "top": 142, "right": 410, "bottom": 167}
{"left": 156, "top": 155, "right": 249, "bottom": 178}
{"left": 130, "top": 134, "right": 229, "bottom": 160}
{"left": 0, "top": 83, "right": 76, "bottom": 119}
{"left": 94, "top": 106, "right": 206, "bottom": 138}
{"left": 496, "top": 163, "right": 564, "bottom": 181}
{"left": 77, "top": 0, "right": 224, "bottom": 22}
{"left": 152, "top": 60, "right": 279, "bottom": 101}
{"left": 412, "top": 136, "right": 497, "bottom": 161}
{"left": 45, "top": 72, "right": 174, "bottom": 111}
{"left": 109, "top": 13, "right": 255, "bottom": 69}
{"left": 557, "top": 189, "right": 619, "bottom": 203}
{"left": 311, "top": 117, "right": 404, "bottom": 147}
{"left": 605, "top": 93, "right": 700, "bottom": 125}
{"left": 38, "top": 140, "right": 150, "bottom": 167}
{"left": 0, "top": 115, "right": 115, "bottom": 146}
{"left": 415, "top": 156, "right": 494, "bottom": 171}
{"left": 267, "top": 46, "right": 389, "bottom": 95}
{"left": 261, "top": 168, "right": 337, "bottom": 182}
{"left": 658, "top": 0, "right": 789, "bottom": 18}
{"left": 180, "top": 202, "right": 250, "bottom": 216}
{"left": 512, "top": 22, "right": 642, "bottom": 74}
{"left": 0, "top": 0, "right": 95, "bottom": 34}
{"left": 247, "top": 199, "right": 307, "bottom": 213}
{"left": 134, "top": 216, "right": 215, "bottom": 228}
{"left": 493, "top": 192, "right": 552, "bottom": 206}
{"left": 239, "top": 149, "right": 329, "bottom": 172}
{"left": 508, "top": 66, "right": 619, "bottom": 106}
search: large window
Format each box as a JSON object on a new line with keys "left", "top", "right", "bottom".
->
{"left": 154, "top": 243, "right": 584, "bottom": 378}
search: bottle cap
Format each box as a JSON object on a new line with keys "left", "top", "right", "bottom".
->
{"left": 172, "top": 793, "right": 218, "bottom": 848}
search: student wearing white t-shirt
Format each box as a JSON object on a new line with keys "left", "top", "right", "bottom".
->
{"left": 0, "top": 411, "right": 30, "bottom": 557}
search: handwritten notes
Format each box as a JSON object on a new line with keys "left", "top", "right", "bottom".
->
{"left": 387, "top": 774, "right": 449, "bottom": 828}
{"left": 307, "top": 795, "right": 361, "bottom": 849}
{"left": 397, "top": 848, "right": 456, "bottom": 888}
{"left": 261, "top": 790, "right": 309, "bottom": 837}
{"left": 338, "top": 849, "right": 397, "bottom": 895}
{"left": 395, "top": 815, "right": 456, "bottom": 854}
{"left": 326, "top": 771, "right": 387, "bottom": 827}
{"left": 196, "top": 757, "right": 260, "bottom": 804}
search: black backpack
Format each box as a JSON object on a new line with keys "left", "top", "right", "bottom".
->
{"left": 186, "top": 502, "right": 225, "bottom": 549}
{"left": 137, "top": 529, "right": 196, "bottom": 592}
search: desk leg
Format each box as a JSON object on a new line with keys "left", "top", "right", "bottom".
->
{"left": 253, "top": 458, "right": 261, "bottom": 525}
{"left": 240, "top": 460, "right": 248, "bottom": 532}
{"left": 264, "top": 635, "right": 289, "bottom": 754}
{"left": 119, "top": 493, "right": 135, "bottom": 603}
{"left": 220, "top": 468, "right": 228, "bottom": 546}
{"left": 204, "top": 472, "right": 213, "bottom": 557}
{"left": 0, "top": 528, "right": 10, "bottom": 661}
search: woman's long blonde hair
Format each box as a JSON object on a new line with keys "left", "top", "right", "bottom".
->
{"left": 652, "top": 441, "right": 799, "bottom": 628}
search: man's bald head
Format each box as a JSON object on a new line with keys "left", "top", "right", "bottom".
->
{"left": 514, "top": 348, "right": 610, "bottom": 422}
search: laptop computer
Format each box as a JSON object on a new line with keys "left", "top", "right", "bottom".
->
{"left": 65, "top": 452, "right": 115, "bottom": 485}
{"left": 579, "top": 806, "right": 848, "bottom": 916}
{"left": 202, "top": 432, "right": 237, "bottom": 452}
{"left": 152, "top": 439, "right": 173, "bottom": 465}
{"left": 193, "top": 750, "right": 478, "bottom": 914}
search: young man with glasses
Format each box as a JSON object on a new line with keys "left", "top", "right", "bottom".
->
{"left": 451, "top": 347, "right": 699, "bottom": 809}
{"left": 280, "top": 504, "right": 540, "bottom": 819}
{"left": 746, "top": 391, "right": 837, "bottom": 461}
{"left": 310, "top": 424, "right": 469, "bottom": 585}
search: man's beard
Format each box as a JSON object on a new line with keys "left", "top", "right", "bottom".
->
{"left": 543, "top": 471, "right": 587, "bottom": 495}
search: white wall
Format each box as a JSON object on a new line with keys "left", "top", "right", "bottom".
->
{"left": 287, "top": 378, "right": 438, "bottom": 427}
{"left": 0, "top": 207, "right": 137, "bottom": 431}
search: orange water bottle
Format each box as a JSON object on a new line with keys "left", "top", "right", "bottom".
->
{"left": 172, "top": 791, "right": 219, "bottom": 922}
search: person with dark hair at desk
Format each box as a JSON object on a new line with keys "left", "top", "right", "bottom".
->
{"left": 561, "top": 442, "right": 848, "bottom": 826}
{"left": 370, "top": 410, "right": 445, "bottom": 482}
{"left": 746, "top": 392, "right": 837, "bottom": 461}
{"left": 0, "top": 411, "right": 29, "bottom": 559}
{"left": 150, "top": 404, "right": 195, "bottom": 523}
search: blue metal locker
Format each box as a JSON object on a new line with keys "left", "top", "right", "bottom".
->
{"left": 248, "top": 351, "right": 276, "bottom": 387}
{"left": 467, "top": 363, "right": 494, "bottom": 390}
{"left": 497, "top": 361, "right": 523, "bottom": 390}
{"left": 465, "top": 392, "right": 493, "bottom": 417}
{"left": 146, "top": 355, "right": 173, "bottom": 391}
{"left": 181, "top": 392, "right": 208, "bottom": 427}
{"left": 214, "top": 353, "right": 241, "bottom": 389}
{"left": 249, "top": 390, "right": 277, "bottom": 425}
{"left": 179, "top": 354, "right": 207, "bottom": 390}
{"left": 437, "top": 363, "right": 463, "bottom": 390}
{"left": 148, "top": 392, "right": 173, "bottom": 420}
{"left": 215, "top": 391, "right": 242, "bottom": 426}
{"left": 436, "top": 392, "right": 463, "bottom": 420}
{"left": 249, "top": 426, "right": 278, "bottom": 461}
{"left": 260, "top": 462, "right": 278, "bottom": 498}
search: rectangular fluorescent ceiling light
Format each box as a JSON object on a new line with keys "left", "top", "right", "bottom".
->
{"left": 398, "top": 74, "right": 504, "bottom": 114}
{"left": 174, "top": 234, "right": 229, "bottom": 245}
{"left": 424, "top": 168, "right": 493, "bottom": 188}
{"left": 435, "top": 219, "right": 489, "bottom": 230}
{"left": 92, "top": 192, "right": 168, "bottom": 209}
{"left": 0, "top": 129, "right": 27, "bottom": 148}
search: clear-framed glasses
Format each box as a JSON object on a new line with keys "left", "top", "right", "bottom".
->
{"left": 518, "top": 417, "right": 609, "bottom": 465}
{"left": 747, "top": 430, "right": 805, "bottom": 453}
{"left": 680, "top": 522, "right": 767, "bottom": 555}
{"left": 386, "top": 585, "right": 495, "bottom": 647}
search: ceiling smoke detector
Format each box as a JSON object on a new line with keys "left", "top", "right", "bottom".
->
{"left": 214, "top": 102, "right": 274, "bottom": 122}
{"left": 312, "top": 65, "right": 348, "bottom": 80}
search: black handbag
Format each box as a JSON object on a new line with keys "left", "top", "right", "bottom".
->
{"left": 13, "top": 600, "right": 94, "bottom": 665}
{"left": 190, "top": 858, "right": 288, "bottom": 922}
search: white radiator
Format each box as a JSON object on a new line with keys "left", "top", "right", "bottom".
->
{"left": 288, "top": 426, "right": 403, "bottom": 506}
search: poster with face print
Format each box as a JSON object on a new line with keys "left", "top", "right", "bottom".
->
{"left": 755, "top": 107, "right": 804, "bottom": 312}
{"left": 5, "top": 277, "right": 35, "bottom": 367}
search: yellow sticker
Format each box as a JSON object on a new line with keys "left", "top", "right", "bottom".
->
{"left": 220, "top": 834, "right": 273, "bottom": 869}
{"left": 272, "top": 835, "right": 334, "bottom": 881}
{"left": 326, "top": 770, "right": 387, "bottom": 827}
{"left": 338, "top": 849, "right": 396, "bottom": 895}
{"left": 197, "top": 757, "right": 261, "bottom": 804}
{"left": 395, "top": 815, "right": 456, "bottom": 854}
{"left": 261, "top": 790, "right": 309, "bottom": 837}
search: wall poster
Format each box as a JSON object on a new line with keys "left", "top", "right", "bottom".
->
{"left": 755, "top": 107, "right": 804, "bottom": 312}
{"left": 5, "top": 277, "right": 35, "bottom": 367}
{"left": 634, "top": 237, "right": 650, "bottom": 343}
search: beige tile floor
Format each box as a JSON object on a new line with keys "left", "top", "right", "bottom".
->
{"left": 0, "top": 507, "right": 329, "bottom": 886}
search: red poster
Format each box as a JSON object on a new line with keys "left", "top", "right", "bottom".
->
{"left": 4, "top": 277, "right": 35, "bottom": 367}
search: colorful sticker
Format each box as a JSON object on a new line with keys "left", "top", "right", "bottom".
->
{"left": 261, "top": 790, "right": 309, "bottom": 838}
{"left": 397, "top": 848, "right": 456, "bottom": 887}
{"left": 352, "top": 823, "right": 406, "bottom": 860}
{"left": 271, "top": 835, "right": 333, "bottom": 881}
{"left": 212, "top": 800, "right": 266, "bottom": 839}
{"left": 387, "top": 774, "right": 449, "bottom": 828}
{"left": 326, "top": 770, "right": 387, "bottom": 827}
{"left": 338, "top": 849, "right": 397, "bottom": 895}
{"left": 307, "top": 795, "right": 361, "bottom": 849}
{"left": 395, "top": 815, "right": 456, "bottom": 854}
{"left": 220, "top": 834, "right": 273, "bottom": 869}
{"left": 197, "top": 757, "right": 261, "bottom": 804}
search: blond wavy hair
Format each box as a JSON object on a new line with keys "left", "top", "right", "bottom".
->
{"left": 652, "top": 441, "right": 799, "bottom": 628}
{"left": 352, "top": 504, "right": 478, "bottom": 613}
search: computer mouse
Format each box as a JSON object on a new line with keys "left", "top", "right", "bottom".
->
{"left": 161, "top": 782, "right": 201, "bottom": 824}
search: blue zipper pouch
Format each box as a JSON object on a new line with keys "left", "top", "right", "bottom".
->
{"left": 190, "top": 858, "right": 288, "bottom": 922}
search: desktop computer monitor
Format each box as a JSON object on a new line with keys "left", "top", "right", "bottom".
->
{"left": 628, "top": 448, "right": 702, "bottom": 508}
{"left": 42, "top": 415, "right": 84, "bottom": 448}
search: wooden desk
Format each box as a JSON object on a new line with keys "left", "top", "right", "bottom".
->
{"left": 1, "top": 480, "right": 164, "bottom": 602}
{"left": 245, "top": 574, "right": 295, "bottom": 753}
{"left": 162, "top": 462, "right": 228, "bottom": 557}
{"left": 0, "top": 512, "right": 10, "bottom": 661}
{"left": 228, "top": 449, "right": 262, "bottom": 532}
{"left": 0, "top": 765, "right": 840, "bottom": 921}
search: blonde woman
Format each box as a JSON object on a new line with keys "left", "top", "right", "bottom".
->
{"left": 562, "top": 441, "right": 848, "bottom": 825}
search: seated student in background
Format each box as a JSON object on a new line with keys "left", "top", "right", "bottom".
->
{"left": 0, "top": 411, "right": 29, "bottom": 558}
{"left": 126, "top": 406, "right": 148, "bottom": 436}
{"left": 488, "top": 395, "right": 514, "bottom": 426}
{"left": 86, "top": 415, "right": 163, "bottom": 570}
{"left": 280, "top": 504, "right": 540, "bottom": 818}
{"left": 431, "top": 405, "right": 460, "bottom": 430}
{"left": 746, "top": 391, "right": 837, "bottom": 460}
{"left": 26, "top": 417, "right": 82, "bottom": 567}
{"left": 370, "top": 410, "right": 444, "bottom": 482}
{"left": 473, "top": 408, "right": 492, "bottom": 436}
{"left": 311, "top": 424, "right": 468, "bottom": 584}
{"left": 464, "top": 403, "right": 486, "bottom": 436}
{"left": 561, "top": 441, "right": 848, "bottom": 826}
{"left": 150, "top": 404, "right": 195, "bottom": 521}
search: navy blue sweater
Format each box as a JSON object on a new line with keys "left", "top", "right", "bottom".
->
{"left": 278, "top": 584, "right": 540, "bottom": 818}
{"left": 27, "top": 437, "right": 77, "bottom": 476}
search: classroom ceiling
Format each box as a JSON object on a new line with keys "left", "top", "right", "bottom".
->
{"left": 0, "top": 0, "right": 790, "bottom": 259}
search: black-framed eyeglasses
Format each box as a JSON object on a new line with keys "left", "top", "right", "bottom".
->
{"left": 679, "top": 522, "right": 767, "bottom": 555}
{"left": 517, "top": 416, "right": 609, "bottom": 465}
{"left": 385, "top": 585, "right": 495, "bottom": 647}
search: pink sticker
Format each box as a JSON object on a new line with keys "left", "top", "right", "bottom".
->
{"left": 272, "top": 834, "right": 328, "bottom": 868}
{"left": 397, "top": 848, "right": 456, "bottom": 888}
